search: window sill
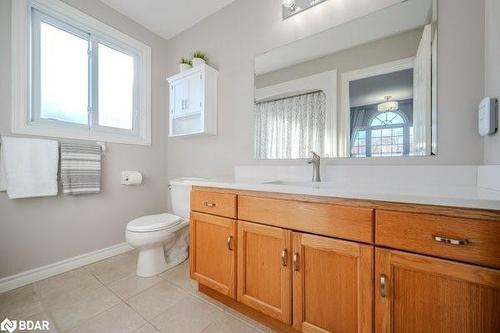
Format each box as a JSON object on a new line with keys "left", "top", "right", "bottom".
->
{"left": 12, "top": 123, "right": 151, "bottom": 146}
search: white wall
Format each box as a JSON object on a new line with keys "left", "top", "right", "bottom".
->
{"left": 484, "top": 0, "right": 500, "bottom": 164}
{"left": 165, "top": 0, "right": 485, "bottom": 182}
{"left": 0, "top": 0, "right": 169, "bottom": 278}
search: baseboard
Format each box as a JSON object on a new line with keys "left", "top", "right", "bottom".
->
{"left": 0, "top": 242, "right": 134, "bottom": 293}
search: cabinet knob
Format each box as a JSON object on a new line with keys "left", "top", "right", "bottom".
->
{"left": 227, "top": 236, "right": 233, "bottom": 251}
{"left": 433, "top": 235, "right": 470, "bottom": 246}
{"left": 204, "top": 202, "right": 216, "bottom": 207}
{"left": 380, "top": 274, "right": 388, "bottom": 298}
{"left": 281, "top": 249, "right": 288, "bottom": 267}
{"left": 293, "top": 253, "right": 300, "bottom": 271}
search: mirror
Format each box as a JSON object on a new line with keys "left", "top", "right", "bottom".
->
{"left": 254, "top": 0, "right": 437, "bottom": 159}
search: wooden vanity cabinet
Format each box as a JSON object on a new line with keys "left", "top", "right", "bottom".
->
{"left": 375, "top": 248, "right": 500, "bottom": 333}
{"left": 190, "top": 188, "right": 500, "bottom": 333}
{"left": 189, "top": 211, "right": 237, "bottom": 298}
{"left": 292, "top": 232, "right": 373, "bottom": 333}
{"left": 237, "top": 221, "right": 292, "bottom": 324}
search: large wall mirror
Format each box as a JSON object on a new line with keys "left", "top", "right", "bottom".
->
{"left": 254, "top": 0, "right": 437, "bottom": 159}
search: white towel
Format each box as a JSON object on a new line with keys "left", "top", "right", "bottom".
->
{"left": 0, "top": 136, "right": 59, "bottom": 199}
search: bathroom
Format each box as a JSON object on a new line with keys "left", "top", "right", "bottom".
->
{"left": 0, "top": 0, "right": 499, "bottom": 332}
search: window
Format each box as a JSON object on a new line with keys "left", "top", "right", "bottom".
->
{"left": 350, "top": 110, "right": 414, "bottom": 157}
{"left": 369, "top": 112, "right": 405, "bottom": 157}
{"left": 11, "top": 0, "right": 151, "bottom": 145}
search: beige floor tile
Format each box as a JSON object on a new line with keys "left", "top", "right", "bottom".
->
{"left": 86, "top": 251, "right": 137, "bottom": 285}
{"left": 107, "top": 274, "right": 163, "bottom": 300}
{"left": 126, "top": 280, "right": 186, "bottom": 320}
{"left": 34, "top": 268, "right": 102, "bottom": 299}
{"left": 201, "top": 316, "right": 264, "bottom": 333}
{"left": 67, "top": 303, "right": 145, "bottom": 333}
{"left": 150, "top": 294, "right": 228, "bottom": 333}
{"left": 0, "top": 284, "right": 43, "bottom": 319}
{"left": 159, "top": 261, "right": 197, "bottom": 294}
{"left": 133, "top": 323, "right": 160, "bottom": 333}
{"left": 19, "top": 311, "right": 60, "bottom": 333}
{"left": 41, "top": 282, "right": 120, "bottom": 331}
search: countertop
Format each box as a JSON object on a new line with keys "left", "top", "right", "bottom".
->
{"left": 172, "top": 177, "right": 500, "bottom": 211}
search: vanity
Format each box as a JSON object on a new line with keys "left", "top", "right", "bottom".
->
{"left": 188, "top": 185, "right": 500, "bottom": 333}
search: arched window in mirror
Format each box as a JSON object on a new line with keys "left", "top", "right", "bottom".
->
{"left": 350, "top": 110, "right": 414, "bottom": 157}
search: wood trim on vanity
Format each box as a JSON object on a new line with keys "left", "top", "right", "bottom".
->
{"left": 192, "top": 186, "right": 500, "bottom": 221}
{"left": 238, "top": 195, "right": 374, "bottom": 243}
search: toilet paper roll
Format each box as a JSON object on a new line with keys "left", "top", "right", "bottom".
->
{"left": 121, "top": 171, "right": 143, "bottom": 185}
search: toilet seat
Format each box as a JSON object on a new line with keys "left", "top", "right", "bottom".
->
{"left": 127, "top": 213, "right": 183, "bottom": 232}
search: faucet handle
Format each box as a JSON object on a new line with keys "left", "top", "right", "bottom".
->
{"left": 310, "top": 151, "right": 320, "bottom": 160}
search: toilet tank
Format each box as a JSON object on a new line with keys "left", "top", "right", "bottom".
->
{"left": 169, "top": 178, "right": 198, "bottom": 220}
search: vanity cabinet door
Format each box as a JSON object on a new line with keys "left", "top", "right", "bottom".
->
{"left": 292, "top": 232, "right": 373, "bottom": 333}
{"left": 375, "top": 248, "right": 500, "bottom": 333}
{"left": 237, "top": 221, "right": 292, "bottom": 324}
{"left": 190, "top": 212, "right": 236, "bottom": 298}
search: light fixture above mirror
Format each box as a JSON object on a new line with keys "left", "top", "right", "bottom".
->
{"left": 282, "top": 0, "right": 328, "bottom": 20}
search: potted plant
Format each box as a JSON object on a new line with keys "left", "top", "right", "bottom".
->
{"left": 192, "top": 51, "right": 208, "bottom": 67}
{"left": 179, "top": 57, "right": 192, "bottom": 72}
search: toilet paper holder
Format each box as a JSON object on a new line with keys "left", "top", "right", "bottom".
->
{"left": 121, "top": 171, "right": 143, "bottom": 185}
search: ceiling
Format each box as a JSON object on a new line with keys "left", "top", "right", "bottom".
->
{"left": 98, "top": 0, "right": 237, "bottom": 40}
{"left": 349, "top": 69, "right": 414, "bottom": 107}
{"left": 255, "top": 0, "right": 433, "bottom": 75}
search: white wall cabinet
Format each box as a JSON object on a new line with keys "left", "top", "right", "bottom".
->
{"left": 167, "top": 64, "right": 218, "bottom": 137}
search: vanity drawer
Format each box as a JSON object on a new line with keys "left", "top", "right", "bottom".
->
{"left": 375, "top": 210, "right": 500, "bottom": 268}
{"left": 238, "top": 195, "right": 374, "bottom": 243}
{"left": 191, "top": 190, "right": 237, "bottom": 218}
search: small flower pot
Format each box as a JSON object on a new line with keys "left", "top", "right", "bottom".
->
{"left": 192, "top": 57, "right": 206, "bottom": 67}
{"left": 179, "top": 63, "right": 192, "bottom": 72}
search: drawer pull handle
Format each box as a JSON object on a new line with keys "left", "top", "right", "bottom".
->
{"left": 380, "top": 274, "right": 388, "bottom": 298}
{"left": 204, "top": 202, "right": 216, "bottom": 207}
{"left": 281, "top": 249, "right": 288, "bottom": 267}
{"left": 293, "top": 253, "right": 300, "bottom": 271}
{"left": 433, "top": 235, "right": 470, "bottom": 246}
{"left": 227, "top": 236, "right": 233, "bottom": 251}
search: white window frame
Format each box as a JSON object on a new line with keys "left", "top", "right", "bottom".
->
{"left": 11, "top": 0, "right": 152, "bottom": 145}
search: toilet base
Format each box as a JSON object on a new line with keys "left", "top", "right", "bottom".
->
{"left": 136, "top": 243, "right": 168, "bottom": 277}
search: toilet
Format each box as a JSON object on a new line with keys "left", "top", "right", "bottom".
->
{"left": 126, "top": 179, "right": 192, "bottom": 277}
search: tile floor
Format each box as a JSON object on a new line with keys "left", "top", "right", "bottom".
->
{"left": 0, "top": 251, "right": 275, "bottom": 332}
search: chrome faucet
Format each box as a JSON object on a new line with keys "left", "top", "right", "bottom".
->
{"left": 308, "top": 152, "right": 321, "bottom": 182}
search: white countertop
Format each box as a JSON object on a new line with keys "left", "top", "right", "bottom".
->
{"left": 174, "top": 177, "right": 500, "bottom": 211}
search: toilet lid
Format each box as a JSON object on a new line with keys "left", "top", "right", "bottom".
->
{"left": 127, "top": 213, "right": 183, "bottom": 232}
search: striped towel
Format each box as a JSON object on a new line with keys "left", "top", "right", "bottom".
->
{"left": 60, "top": 142, "right": 101, "bottom": 195}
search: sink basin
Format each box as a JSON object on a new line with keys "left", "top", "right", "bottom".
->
{"left": 262, "top": 180, "right": 334, "bottom": 188}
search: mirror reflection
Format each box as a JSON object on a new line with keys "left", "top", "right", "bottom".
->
{"left": 254, "top": 0, "right": 437, "bottom": 159}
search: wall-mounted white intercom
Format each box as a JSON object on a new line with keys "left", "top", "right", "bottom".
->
{"left": 479, "top": 97, "right": 498, "bottom": 136}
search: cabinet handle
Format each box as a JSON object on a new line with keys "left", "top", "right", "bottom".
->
{"left": 281, "top": 249, "right": 288, "bottom": 267}
{"left": 433, "top": 235, "right": 470, "bottom": 246}
{"left": 292, "top": 253, "right": 300, "bottom": 271}
{"left": 380, "top": 274, "right": 388, "bottom": 298}
{"left": 227, "top": 236, "right": 233, "bottom": 251}
{"left": 204, "top": 202, "right": 216, "bottom": 207}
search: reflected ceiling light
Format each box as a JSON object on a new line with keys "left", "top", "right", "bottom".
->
{"left": 282, "top": 0, "right": 328, "bottom": 19}
{"left": 283, "top": 0, "right": 297, "bottom": 11}
{"left": 377, "top": 96, "right": 399, "bottom": 112}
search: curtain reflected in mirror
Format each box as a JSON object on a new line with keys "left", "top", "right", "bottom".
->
{"left": 255, "top": 91, "right": 326, "bottom": 159}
